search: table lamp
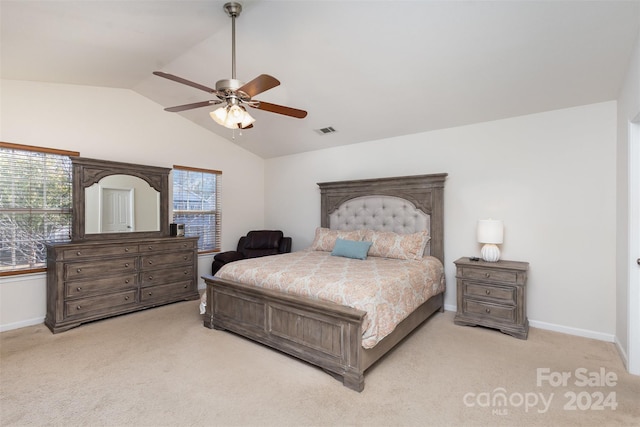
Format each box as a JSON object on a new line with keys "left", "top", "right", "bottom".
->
{"left": 477, "top": 219, "right": 503, "bottom": 262}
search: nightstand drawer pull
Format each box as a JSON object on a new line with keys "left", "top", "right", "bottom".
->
{"left": 485, "top": 273, "right": 490, "bottom": 278}
{"left": 76, "top": 287, "right": 82, "bottom": 292}
{"left": 485, "top": 308, "right": 491, "bottom": 313}
{"left": 485, "top": 289, "right": 491, "bottom": 295}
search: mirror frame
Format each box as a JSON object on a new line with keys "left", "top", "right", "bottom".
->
{"left": 71, "top": 157, "right": 171, "bottom": 241}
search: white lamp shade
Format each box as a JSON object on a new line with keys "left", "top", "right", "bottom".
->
{"left": 477, "top": 219, "right": 504, "bottom": 244}
{"left": 210, "top": 105, "right": 255, "bottom": 129}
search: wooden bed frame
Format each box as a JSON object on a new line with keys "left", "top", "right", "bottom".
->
{"left": 202, "top": 173, "right": 447, "bottom": 391}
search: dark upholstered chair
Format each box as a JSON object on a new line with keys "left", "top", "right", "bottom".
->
{"left": 212, "top": 230, "right": 292, "bottom": 275}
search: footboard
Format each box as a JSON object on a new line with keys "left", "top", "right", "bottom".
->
{"left": 203, "top": 275, "right": 368, "bottom": 391}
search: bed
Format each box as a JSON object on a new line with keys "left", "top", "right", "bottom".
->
{"left": 202, "top": 173, "right": 447, "bottom": 391}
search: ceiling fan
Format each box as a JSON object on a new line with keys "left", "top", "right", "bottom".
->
{"left": 153, "top": 2, "right": 307, "bottom": 130}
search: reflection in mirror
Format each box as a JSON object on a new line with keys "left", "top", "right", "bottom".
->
{"left": 84, "top": 175, "right": 160, "bottom": 234}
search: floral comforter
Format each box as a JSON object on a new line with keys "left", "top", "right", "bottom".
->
{"left": 215, "top": 250, "right": 445, "bottom": 348}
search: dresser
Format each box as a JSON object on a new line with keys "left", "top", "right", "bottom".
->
{"left": 46, "top": 236, "right": 199, "bottom": 333}
{"left": 454, "top": 257, "right": 529, "bottom": 339}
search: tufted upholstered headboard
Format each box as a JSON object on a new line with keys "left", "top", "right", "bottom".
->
{"left": 317, "top": 174, "right": 447, "bottom": 264}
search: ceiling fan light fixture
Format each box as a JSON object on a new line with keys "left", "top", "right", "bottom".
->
{"left": 210, "top": 105, "right": 255, "bottom": 129}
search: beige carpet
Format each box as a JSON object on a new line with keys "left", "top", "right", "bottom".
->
{"left": 1, "top": 301, "right": 639, "bottom": 426}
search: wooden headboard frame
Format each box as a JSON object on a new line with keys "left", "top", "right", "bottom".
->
{"left": 318, "top": 173, "right": 447, "bottom": 264}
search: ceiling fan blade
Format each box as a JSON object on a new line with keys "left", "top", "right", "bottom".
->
{"left": 251, "top": 101, "right": 308, "bottom": 119}
{"left": 153, "top": 71, "right": 217, "bottom": 94}
{"left": 238, "top": 74, "right": 280, "bottom": 97}
{"left": 164, "top": 100, "right": 222, "bottom": 112}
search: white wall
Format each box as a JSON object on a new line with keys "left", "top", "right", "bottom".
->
{"left": 0, "top": 79, "right": 266, "bottom": 330}
{"left": 0, "top": 78, "right": 621, "bottom": 341}
{"left": 265, "top": 102, "right": 617, "bottom": 340}
{"left": 616, "top": 27, "right": 640, "bottom": 370}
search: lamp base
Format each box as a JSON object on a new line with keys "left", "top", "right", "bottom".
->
{"left": 481, "top": 244, "right": 501, "bottom": 262}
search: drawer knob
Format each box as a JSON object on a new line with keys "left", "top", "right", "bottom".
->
{"left": 125, "top": 247, "right": 129, "bottom": 252}
{"left": 76, "top": 268, "right": 82, "bottom": 273}
{"left": 485, "top": 308, "right": 491, "bottom": 314}
{"left": 485, "top": 289, "right": 491, "bottom": 295}
{"left": 76, "top": 305, "right": 82, "bottom": 310}
{"left": 148, "top": 276, "right": 153, "bottom": 281}
{"left": 184, "top": 284, "right": 188, "bottom": 288}
{"left": 183, "top": 256, "right": 188, "bottom": 260}
{"left": 148, "top": 292, "right": 153, "bottom": 296}
{"left": 485, "top": 273, "right": 490, "bottom": 278}
{"left": 124, "top": 296, "right": 129, "bottom": 301}
{"left": 184, "top": 270, "right": 189, "bottom": 275}
{"left": 148, "top": 246, "right": 153, "bottom": 250}
{"left": 76, "top": 287, "right": 82, "bottom": 292}
{"left": 125, "top": 279, "right": 130, "bottom": 284}
{"left": 76, "top": 251, "right": 82, "bottom": 256}
{"left": 148, "top": 260, "right": 153, "bottom": 264}
{"left": 125, "top": 263, "right": 129, "bottom": 268}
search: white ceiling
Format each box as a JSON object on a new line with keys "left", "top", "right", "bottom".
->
{"left": 2, "top": 0, "right": 639, "bottom": 158}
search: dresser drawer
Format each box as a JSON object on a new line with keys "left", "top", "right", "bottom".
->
{"left": 61, "top": 244, "right": 138, "bottom": 260}
{"left": 463, "top": 282, "right": 515, "bottom": 304}
{"left": 459, "top": 266, "right": 518, "bottom": 284}
{"left": 65, "top": 274, "right": 137, "bottom": 298}
{"left": 141, "top": 251, "right": 194, "bottom": 269}
{"left": 141, "top": 266, "right": 194, "bottom": 286}
{"left": 139, "top": 240, "right": 196, "bottom": 253}
{"left": 463, "top": 299, "right": 516, "bottom": 323}
{"left": 65, "top": 257, "right": 137, "bottom": 279}
{"left": 141, "top": 281, "right": 194, "bottom": 303}
{"left": 65, "top": 290, "right": 138, "bottom": 318}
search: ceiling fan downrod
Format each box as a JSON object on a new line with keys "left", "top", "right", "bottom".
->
{"left": 224, "top": 2, "right": 242, "bottom": 80}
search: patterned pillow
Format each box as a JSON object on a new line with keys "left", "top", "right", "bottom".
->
{"left": 310, "top": 227, "right": 364, "bottom": 252}
{"left": 363, "top": 230, "right": 430, "bottom": 260}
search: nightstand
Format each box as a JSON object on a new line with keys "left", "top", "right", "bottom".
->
{"left": 454, "top": 257, "right": 529, "bottom": 339}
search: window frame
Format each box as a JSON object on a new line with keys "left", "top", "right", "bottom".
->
{"left": 0, "top": 141, "right": 80, "bottom": 276}
{"left": 172, "top": 165, "right": 222, "bottom": 254}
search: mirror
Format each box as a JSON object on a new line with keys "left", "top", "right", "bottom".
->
{"left": 71, "top": 157, "right": 170, "bottom": 241}
{"left": 84, "top": 175, "right": 160, "bottom": 234}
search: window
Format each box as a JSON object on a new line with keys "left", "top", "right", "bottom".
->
{"left": 0, "top": 142, "right": 79, "bottom": 275}
{"left": 172, "top": 165, "right": 221, "bottom": 253}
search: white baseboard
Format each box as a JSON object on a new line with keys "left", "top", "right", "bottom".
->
{"left": 526, "top": 319, "right": 615, "bottom": 342}
{"left": 446, "top": 304, "right": 615, "bottom": 343}
{"left": 614, "top": 336, "right": 629, "bottom": 370}
{"left": 0, "top": 316, "right": 45, "bottom": 333}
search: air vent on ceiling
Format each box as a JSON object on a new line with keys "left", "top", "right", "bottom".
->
{"left": 314, "top": 126, "right": 337, "bottom": 135}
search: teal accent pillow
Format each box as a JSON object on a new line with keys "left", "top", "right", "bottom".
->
{"left": 331, "top": 238, "right": 373, "bottom": 260}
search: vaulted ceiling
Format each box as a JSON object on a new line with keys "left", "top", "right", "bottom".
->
{"left": 2, "top": 1, "right": 639, "bottom": 158}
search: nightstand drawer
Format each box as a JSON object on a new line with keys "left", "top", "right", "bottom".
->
{"left": 464, "top": 282, "right": 515, "bottom": 304}
{"left": 460, "top": 266, "right": 518, "bottom": 284}
{"left": 464, "top": 299, "right": 516, "bottom": 323}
